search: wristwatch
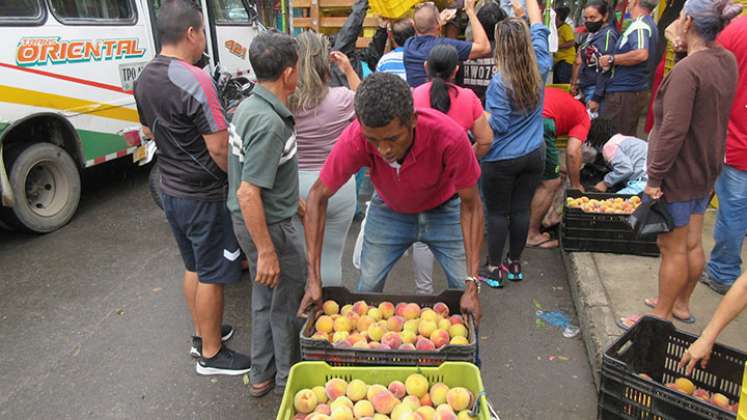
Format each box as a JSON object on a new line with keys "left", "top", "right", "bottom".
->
{"left": 609, "top": 54, "right": 616, "bottom": 65}
{"left": 465, "top": 276, "right": 481, "bottom": 293}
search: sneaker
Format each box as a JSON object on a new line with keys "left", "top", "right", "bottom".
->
{"left": 505, "top": 258, "right": 523, "bottom": 282}
{"left": 196, "top": 346, "right": 251, "bottom": 376}
{"left": 478, "top": 265, "right": 505, "bottom": 288}
{"left": 190, "top": 324, "right": 235, "bottom": 358}
{"left": 699, "top": 272, "right": 731, "bottom": 295}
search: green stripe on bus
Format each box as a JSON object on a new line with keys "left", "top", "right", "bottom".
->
{"left": 78, "top": 129, "right": 129, "bottom": 161}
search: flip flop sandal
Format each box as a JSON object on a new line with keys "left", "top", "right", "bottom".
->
{"left": 616, "top": 314, "right": 642, "bottom": 331}
{"left": 249, "top": 380, "right": 275, "bottom": 398}
{"left": 643, "top": 298, "right": 697, "bottom": 324}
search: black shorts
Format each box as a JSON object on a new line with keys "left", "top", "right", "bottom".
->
{"left": 162, "top": 193, "right": 242, "bottom": 284}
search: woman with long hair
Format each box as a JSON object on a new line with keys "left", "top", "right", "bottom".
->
{"left": 617, "top": 0, "right": 741, "bottom": 330}
{"left": 570, "top": 0, "right": 619, "bottom": 111}
{"left": 289, "top": 31, "right": 360, "bottom": 286}
{"left": 479, "top": 0, "right": 552, "bottom": 286}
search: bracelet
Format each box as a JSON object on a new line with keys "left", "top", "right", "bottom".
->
{"left": 465, "top": 276, "right": 481, "bottom": 293}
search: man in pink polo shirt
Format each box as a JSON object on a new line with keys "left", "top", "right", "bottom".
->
{"left": 297, "top": 72, "right": 484, "bottom": 321}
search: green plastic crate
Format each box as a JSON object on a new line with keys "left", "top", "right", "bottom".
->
{"left": 276, "top": 361, "right": 491, "bottom": 420}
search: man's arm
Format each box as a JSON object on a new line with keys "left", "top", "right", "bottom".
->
{"left": 297, "top": 179, "right": 335, "bottom": 316}
{"left": 457, "top": 185, "right": 483, "bottom": 323}
{"left": 465, "top": 0, "right": 491, "bottom": 59}
{"left": 203, "top": 130, "right": 229, "bottom": 172}
{"left": 237, "top": 181, "right": 280, "bottom": 288}
{"left": 566, "top": 137, "right": 583, "bottom": 189}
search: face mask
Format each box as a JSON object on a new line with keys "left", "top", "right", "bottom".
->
{"left": 585, "top": 21, "right": 604, "bottom": 32}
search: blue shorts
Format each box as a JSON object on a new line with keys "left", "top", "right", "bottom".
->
{"left": 162, "top": 193, "right": 242, "bottom": 284}
{"left": 666, "top": 196, "right": 710, "bottom": 228}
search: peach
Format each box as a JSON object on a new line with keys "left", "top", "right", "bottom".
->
{"left": 433, "top": 302, "right": 450, "bottom": 317}
{"left": 371, "top": 390, "right": 400, "bottom": 414}
{"left": 445, "top": 387, "right": 471, "bottom": 412}
{"left": 331, "top": 397, "right": 354, "bottom": 410}
{"left": 399, "top": 343, "right": 416, "bottom": 351}
{"left": 429, "top": 383, "right": 449, "bottom": 406}
{"left": 326, "top": 378, "right": 348, "bottom": 400}
{"left": 330, "top": 405, "right": 354, "bottom": 420}
{"left": 404, "top": 319, "right": 420, "bottom": 334}
{"left": 692, "top": 388, "right": 710, "bottom": 401}
{"left": 341, "top": 304, "right": 354, "bottom": 316}
{"left": 665, "top": 383, "right": 680, "bottom": 391}
{"left": 346, "top": 379, "right": 368, "bottom": 402}
{"left": 312, "top": 386, "right": 328, "bottom": 404}
{"left": 352, "top": 340, "right": 369, "bottom": 349}
{"left": 312, "top": 332, "right": 330, "bottom": 342}
{"left": 420, "top": 309, "right": 439, "bottom": 323}
{"left": 420, "top": 392, "right": 433, "bottom": 407}
{"left": 449, "top": 336, "right": 469, "bottom": 345}
{"left": 334, "top": 316, "right": 353, "bottom": 333}
{"left": 373, "top": 415, "right": 391, "bottom": 420}
{"left": 399, "top": 413, "right": 421, "bottom": 420}
{"left": 314, "top": 403, "right": 332, "bottom": 415}
{"left": 402, "top": 303, "right": 422, "bottom": 320}
{"left": 307, "top": 415, "right": 331, "bottom": 420}
{"left": 388, "top": 381, "right": 407, "bottom": 399}
{"left": 456, "top": 410, "right": 476, "bottom": 420}
{"left": 438, "top": 319, "right": 451, "bottom": 331}
{"left": 402, "top": 395, "right": 421, "bottom": 410}
{"left": 379, "top": 343, "right": 392, "bottom": 350}
{"left": 400, "top": 330, "right": 417, "bottom": 344}
{"left": 675, "top": 378, "right": 695, "bottom": 395}
{"left": 416, "top": 336, "right": 436, "bottom": 351}
{"left": 387, "top": 316, "right": 405, "bottom": 332}
{"left": 333, "top": 339, "right": 352, "bottom": 349}
{"left": 405, "top": 373, "right": 429, "bottom": 398}
{"left": 418, "top": 320, "right": 437, "bottom": 337}
{"left": 448, "top": 324, "right": 468, "bottom": 339}
{"left": 352, "top": 300, "right": 369, "bottom": 315}
{"left": 323, "top": 300, "right": 340, "bottom": 315}
{"left": 368, "top": 323, "right": 386, "bottom": 342}
{"left": 729, "top": 403, "right": 739, "bottom": 414}
{"left": 395, "top": 302, "right": 407, "bottom": 317}
{"left": 434, "top": 404, "right": 457, "bottom": 420}
{"left": 382, "top": 332, "right": 403, "bottom": 349}
{"left": 390, "top": 403, "right": 414, "bottom": 420}
{"left": 368, "top": 308, "right": 383, "bottom": 321}
{"left": 354, "top": 400, "right": 375, "bottom": 418}
{"left": 416, "top": 406, "right": 437, "bottom": 420}
{"left": 357, "top": 315, "right": 375, "bottom": 332}
{"left": 294, "top": 389, "right": 319, "bottom": 414}
{"left": 448, "top": 315, "right": 464, "bottom": 326}
{"left": 345, "top": 312, "right": 360, "bottom": 324}
{"left": 430, "top": 329, "right": 450, "bottom": 348}
{"left": 710, "top": 392, "right": 730, "bottom": 409}
{"left": 332, "top": 331, "right": 350, "bottom": 343}
{"left": 378, "top": 301, "right": 395, "bottom": 319}
{"left": 316, "top": 315, "right": 335, "bottom": 334}
{"left": 368, "top": 341, "right": 383, "bottom": 350}
{"left": 368, "top": 384, "right": 388, "bottom": 401}
{"left": 348, "top": 333, "right": 366, "bottom": 345}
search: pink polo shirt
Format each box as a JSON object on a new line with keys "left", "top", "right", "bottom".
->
{"left": 412, "top": 82, "right": 484, "bottom": 131}
{"left": 320, "top": 108, "right": 481, "bottom": 214}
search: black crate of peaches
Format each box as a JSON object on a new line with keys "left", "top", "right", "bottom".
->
{"left": 300, "top": 287, "right": 476, "bottom": 366}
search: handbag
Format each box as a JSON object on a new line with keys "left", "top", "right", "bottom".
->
{"left": 627, "top": 197, "right": 674, "bottom": 238}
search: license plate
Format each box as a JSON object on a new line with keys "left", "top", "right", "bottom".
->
{"left": 133, "top": 145, "right": 148, "bottom": 162}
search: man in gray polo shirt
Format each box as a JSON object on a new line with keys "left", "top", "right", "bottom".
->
{"left": 227, "top": 32, "right": 304, "bottom": 397}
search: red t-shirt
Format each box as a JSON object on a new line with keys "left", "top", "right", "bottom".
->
{"left": 320, "top": 108, "right": 481, "bottom": 214}
{"left": 542, "top": 87, "right": 591, "bottom": 141}
{"left": 718, "top": 16, "right": 747, "bottom": 171}
{"left": 411, "top": 82, "right": 484, "bottom": 131}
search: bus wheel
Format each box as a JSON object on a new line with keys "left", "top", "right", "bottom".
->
{"left": 3, "top": 143, "right": 81, "bottom": 233}
{"left": 148, "top": 163, "right": 163, "bottom": 210}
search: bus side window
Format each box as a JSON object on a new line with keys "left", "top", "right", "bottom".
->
{"left": 48, "top": 0, "right": 138, "bottom": 25}
{"left": 0, "top": 0, "right": 46, "bottom": 25}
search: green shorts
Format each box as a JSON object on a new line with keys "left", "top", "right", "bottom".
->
{"left": 543, "top": 118, "right": 560, "bottom": 180}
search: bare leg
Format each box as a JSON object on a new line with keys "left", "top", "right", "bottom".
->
{"left": 651, "top": 226, "right": 690, "bottom": 320}
{"left": 183, "top": 271, "right": 200, "bottom": 336}
{"left": 677, "top": 214, "right": 705, "bottom": 315}
{"left": 196, "top": 282, "right": 224, "bottom": 358}
{"left": 527, "top": 178, "right": 562, "bottom": 246}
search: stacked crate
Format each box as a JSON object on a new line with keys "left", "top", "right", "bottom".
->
{"left": 290, "top": 0, "right": 379, "bottom": 48}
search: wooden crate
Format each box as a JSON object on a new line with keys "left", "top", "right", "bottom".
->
{"left": 291, "top": 0, "right": 378, "bottom": 48}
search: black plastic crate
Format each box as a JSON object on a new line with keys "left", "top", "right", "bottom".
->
{"left": 598, "top": 316, "right": 745, "bottom": 419}
{"left": 300, "top": 287, "right": 476, "bottom": 366}
{"left": 561, "top": 190, "right": 659, "bottom": 257}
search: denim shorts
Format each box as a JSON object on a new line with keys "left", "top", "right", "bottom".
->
{"left": 666, "top": 196, "right": 710, "bottom": 228}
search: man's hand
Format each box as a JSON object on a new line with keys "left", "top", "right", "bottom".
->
{"left": 588, "top": 100, "right": 600, "bottom": 113}
{"left": 460, "top": 284, "right": 481, "bottom": 324}
{"left": 678, "top": 337, "right": 714, "bottom": 376}
{"left": 464, "top": 0, "right": 476, "bottom": 14}
{"left": 570, "top": 84, "right": 579, "bottom": 97}
{"left": 440, "top": 8, "right": 457, "bottom": 23}
{"left": 572, "top": 183, "right": 586, "bottom": 192}
{"left": 511, "top": 0, "right": 525, "bottom": 18}
{"left": 256, "top": 249, "right": 280, "bottom": 288}
{"left": 593, "top": 181, "right": 607, "bottom": 192}
{"left": 599, "top": 55, "right": 613, "bottom": 71}
{"left": 297, "top": 280, "right": 323, "bottom": 317}
{"left": 644, "top": 185, "right": 663, "bottom": 200}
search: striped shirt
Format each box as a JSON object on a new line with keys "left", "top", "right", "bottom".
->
{"left": 376, "top": 48, "right": 407, "bottom": 81}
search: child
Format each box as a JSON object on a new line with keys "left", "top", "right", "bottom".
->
{"left": 586, "top": 118, "right": 648, "bottom": 195}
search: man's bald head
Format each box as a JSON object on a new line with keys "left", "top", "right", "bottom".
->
{"left": 413, "top": 3, "right": 440, "bottom": 35}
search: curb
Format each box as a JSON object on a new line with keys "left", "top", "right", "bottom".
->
{"left": 561, "top": 251, "right": 622, "bottom": 390}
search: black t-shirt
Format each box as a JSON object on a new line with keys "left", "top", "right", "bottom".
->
{"left": 456, "top": 53, "right": 496, "bottom": 105}
{"left": 134, "top": 55, "right": 227, "bottom": 200}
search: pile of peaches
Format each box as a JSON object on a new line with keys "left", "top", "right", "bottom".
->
{"left": 566, "top": 195, "right": 641, "bottom": 215}
{"left": 292, "top": 373, "right": 478, "bottom": 419}
{"left": 308, "top": 300, "right": 470, "bottom": 351}
{"left": 639, "top": 374, "right": 739, "bottom": 413}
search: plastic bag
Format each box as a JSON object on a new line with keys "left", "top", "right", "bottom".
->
{"left": 627, "top": 198, "right": 674, "bottom": 238}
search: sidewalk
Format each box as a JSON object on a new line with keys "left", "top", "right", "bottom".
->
{"left": 563, "top": 209, "right": 747, "bottom": 387}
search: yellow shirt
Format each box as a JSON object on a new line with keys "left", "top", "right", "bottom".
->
{"left": 555, "top": 23, "right": 576, "bottom": 65}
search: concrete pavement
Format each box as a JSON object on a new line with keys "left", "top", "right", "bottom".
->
{"left": 564, "top": 209, "right": 747, "bottom": 387}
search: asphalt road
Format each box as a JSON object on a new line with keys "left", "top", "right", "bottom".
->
{"left": 0, "top": 160, "right": 597, "bottom": 419}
